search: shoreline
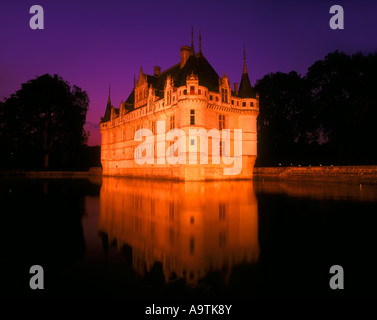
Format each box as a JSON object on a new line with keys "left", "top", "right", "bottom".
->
{"left": 2, "top": 165, "right": 377, "bottom": 184}
{"left": 254, "top": 165, "right": 377, "bottom": 184}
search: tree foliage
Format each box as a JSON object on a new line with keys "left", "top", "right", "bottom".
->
{"left": 255, "top": 51, "right": 377, "bottom": 166}
{"left": 0, "top": 74, "right": 89, "bottom": 169}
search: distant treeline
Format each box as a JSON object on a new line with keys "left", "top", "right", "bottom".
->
{"left": 255, "top": 51, "right": 377, "bottom": 167}
{"left": 1, "top": 52, "right": 377, "bottom": 170}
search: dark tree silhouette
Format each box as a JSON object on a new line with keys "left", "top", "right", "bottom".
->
{"left": 255, "top": 71, "right": 312, "bottom": 166}
{"left": 306, "top": 51, "right": 377, "bottom": 164}
{"left": 0, "top": 74, "right": 89, "bottom": 169}
{"left": 255, "top": 51, "right": 377, "bottom": 166}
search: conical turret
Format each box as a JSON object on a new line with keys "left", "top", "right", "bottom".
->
{"left": 238, "top": 44, "right": 257, "bottom": 98}
{"left": 101, "top": 85, "right": 112, "bottom": 122}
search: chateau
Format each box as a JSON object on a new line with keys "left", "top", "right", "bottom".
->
{"left": 100, "top": 31, "right": 259, "bottom": 181}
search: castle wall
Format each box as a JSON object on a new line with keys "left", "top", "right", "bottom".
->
{"left": 100, "top": 78, "right": 259, "bottom": 181}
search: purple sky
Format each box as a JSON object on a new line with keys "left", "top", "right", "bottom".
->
{"left": 1, "top": 0, "right": 376, "bottom": 146}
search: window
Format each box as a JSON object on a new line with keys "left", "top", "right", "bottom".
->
{"left": 216, "top": 97, "right": 219, "bottom": 102}
{"left": 198, "top": 89, "right": 201, "bottom": 95}
{"left": 190, "top": 86, "right": 195, "bottom": 94}
{"left": 219, "top": 114, "right": 225, "bottom": 130}
{"left": 190, "top": 139, "right": 195, "bottom": 146}
{"left": 135, "top": 146, "right": 141, "bottom": 159}
{"left": 183, "top": 89, "right": 187, "bottom": 95}
{"left": 231, "top": 100, "right": 234, "bottom": 105}
{"left": 219, "top": 141, "right": 223, "bottom": 156}
{"left": 134, "top": 124, "right": 142, "bottom": 139}
{"left": 151, "top": 121, "right": 156, "bottom": 135}
{"left": 209, "top": 95, "right": 213, "bottom": 101}
{"left": 190, "top": 110, "right": 195, "bottom": 125}
{"left": 221, "top": 88, "right": 228, "bottom": 103}
{"left": 170, "top": 115, "right": 175, "bottom": 129}
{"left": 167, "top": 90, "right": 171, "bottom": 105}
{"left": 242, "top": 102, "right": 246, "bottom": 107}
{"left": 237, "top": 101, "right": 239, "bottom": 106}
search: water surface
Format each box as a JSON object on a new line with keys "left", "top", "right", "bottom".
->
{"left": 1, "top": 177, "right": 376, "bottom": 299}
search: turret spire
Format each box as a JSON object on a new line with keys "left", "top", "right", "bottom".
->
{"left": 199, "top": 29, "right": 202, "bottom": 53}
{"left": 190, "top": 26, "right": 195, "bottom": 55}
{"left": 243, "top": 42, "right": 247, "bottom": 74}
{"left": 238, "top": 42, "right": 257, "bottom": 98}
{"left": 101, "top": 84, "right": 112, "bottom": 123}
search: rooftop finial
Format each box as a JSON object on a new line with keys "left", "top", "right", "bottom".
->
{"left": 243, "top": 42, "right": 247, "bottom": 74}
{"left": 191, "top": 26, "right": 194, "bottom": 47}
{"left": 107, "top": 84, "right": 111, "bottom": 105}
{"left": 190, "top": 26, "right": 195, "bottom": 55}
{"left": 199, "top": 29, "right": 202, "bottom": 53}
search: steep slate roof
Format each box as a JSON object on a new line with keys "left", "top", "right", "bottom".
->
{"left": 124, "top": 89, "right": 134, "bottom": 111}
{"left": 103, "top": 44, "right": 257, "bottom": 119}
{"left": 101, "top": 89, "right": 112, "bottom": 123}
{"left": 122, "top": 51, "right": 221, "bottom": 111}
{"left": 238, "top": 72, "right": 257, "bottom": 98}
{"left": 174, "top": 52, "right": 220, "bottom": 92}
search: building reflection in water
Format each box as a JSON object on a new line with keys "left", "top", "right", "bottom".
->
{"left": 98, "top": 177, "right": 259, "bottom": 285}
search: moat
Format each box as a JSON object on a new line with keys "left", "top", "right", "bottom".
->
{"left": 1, "top": 177, "right": 377, "bottom": 299}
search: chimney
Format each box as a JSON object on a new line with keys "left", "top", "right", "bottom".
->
{"left": 154, "top": 66, "right": 161, "bottom": 76}
{"left": 234, "top": 83, "right": 238, "bottom": 95}
{"left": 180, "top": 46, "right": 191, "bottom": 68}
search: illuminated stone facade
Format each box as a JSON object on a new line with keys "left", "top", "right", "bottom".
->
{"left": 100, "top": 36, "right": 259, "bottom": 180}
